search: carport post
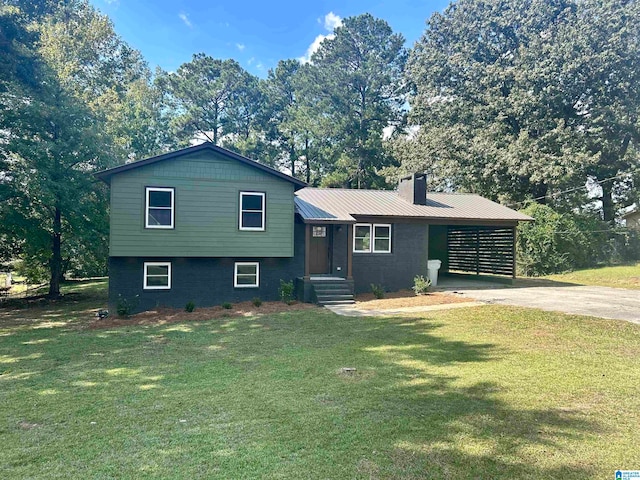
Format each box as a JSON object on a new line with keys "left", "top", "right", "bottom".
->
{"left": 512, "top": 226, "right": 517, "bottom": 279}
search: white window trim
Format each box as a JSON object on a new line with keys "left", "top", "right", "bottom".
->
{"left": 373, "top": 223, "right": 392, "bottom": 253}
{"left": 239, "top": 191, "right": 266, "bottom": 231}
{"left": 234, "top": 262, "right": 260, "bottom": 288}
{"left": 353, "top": 223, "right": 392, "bottom": 253}
{"left": 143, "top": 262, "right": 172, "bottom": 290}
{"left": 353, "top": 223, "right": 372, "bottom": 253}
{"left": 145, "top": 187, "right": 174, "bottom": 229}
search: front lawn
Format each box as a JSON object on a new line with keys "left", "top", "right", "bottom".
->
{"left": 1, "top": 281, "right": 639, "bottom": 478}
{"left": 542, "top": 262, "right": 640, "bottom": 290}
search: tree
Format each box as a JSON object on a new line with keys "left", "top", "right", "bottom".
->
{"left": 37, "top": 0, "right": 161, "bottom": 162}
{"left": 306, "top": 13, "right": 409, "bottom": 188}
{"left": 159, "top": 55, "right": 257, "bottom": 146}
{"left": 1, "top": 1, "right": 161, "bottom": 296}
{"left": 554, "top": 0, "right": 640, "bottom": 222}
{"left": 3, "top": 67, "right": 110, "bottom": 296}
{"left": 405, "top": 0, "right": 640, "bottom": 220}
{"left": 261, "top": 60, "right": 303, "bottom": 176}
{"left": 259, "top": 60, "right": 333, "bottom": 183}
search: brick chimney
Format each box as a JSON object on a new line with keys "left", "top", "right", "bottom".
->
{"left": 398, "top": 173, "right": 427, "bottom": 205}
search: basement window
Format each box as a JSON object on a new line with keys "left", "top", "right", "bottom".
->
{"left": 145, "top": 187, "right": 174, "bottom": 229}
{"left": 239, "top": 192, "right": 265, "bottom": 231}
{"left": 143, "top": 262, "right": 171, "bottom": 290}
{"left": 234, "top": 262, "right": 259, "bottom": 288}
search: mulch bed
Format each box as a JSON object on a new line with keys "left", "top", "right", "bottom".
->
{"left": 355, "top": 289, "right": 473, "bottom": 310}
{"left": 88, "top": 300, "right": 318, "bottom": 329}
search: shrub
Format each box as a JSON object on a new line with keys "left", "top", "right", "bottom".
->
{"left": 116, "top": 294, "right": 139, "bottom": 317}
{"left": 252, "top": 297, "right": 262, "bottom": 307}
{"left": 279, "top": 279, "right": 295, "bottom": 304}
{"left": 517, "top": 203, "right": 608, "bottom": 276}
{"left": 221, "top": 302, "right": 232, "bottom": 309}
{"left": 412, "top": 275, "right": 431, "bottom": 295}
{"left": 370, "top": 283, "right": 385, "bottom": 299}
{"left": 185, "top": 301, "right": 195, "bottom": 313}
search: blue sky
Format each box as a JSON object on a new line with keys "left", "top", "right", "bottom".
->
{"left": 91, "top": 0, "right": 451, "bottom": 77}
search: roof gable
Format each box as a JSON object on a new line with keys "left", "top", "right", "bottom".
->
{"left": 95, "top": 143, "right": 307, "bottom": 188}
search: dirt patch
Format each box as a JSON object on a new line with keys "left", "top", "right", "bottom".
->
{"left": 89, "top": 300, "right": 318, "bottom": 329}
{"left": 355, "top": 289, "right": 473, "bottom": 310}
{"left": 18, "top": 421, "right": 39, "bottom": 430}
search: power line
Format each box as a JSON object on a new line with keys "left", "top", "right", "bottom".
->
{"left": 543, "top": 229, "right": 631, "bottom": 235}
{"left": 506, "top": 169, "right": 639, "bottom": 209}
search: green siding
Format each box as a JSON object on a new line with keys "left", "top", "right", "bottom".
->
{"left": 109, "top": 150, "right": 295, "bottom": 257}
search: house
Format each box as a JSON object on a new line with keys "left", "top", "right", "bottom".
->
{"left": 621, "top": 208, "right": 640, "bottom": 230}
{"left": 96, "top": 143, "right": 532, "bottom": 312}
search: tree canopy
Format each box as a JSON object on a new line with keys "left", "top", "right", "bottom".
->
{"left": 402, "top": 0, "right": 639, "bottom": 221}
{"left": 1, "top": 2, "right": 638, "bottom": 292}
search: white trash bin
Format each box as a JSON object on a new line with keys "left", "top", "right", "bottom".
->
{"left": 427, "top": 259, "right": 442, "bottom": 287}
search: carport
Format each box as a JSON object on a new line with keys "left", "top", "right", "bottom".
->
{"left": 428, "top": 223, "right": 517, "bottom": 280}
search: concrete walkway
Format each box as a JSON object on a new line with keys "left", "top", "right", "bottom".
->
{"left": 444, "top": 283, "right": 640, "bottom": 324}
{"left": 326, "top": 279, "right": 640, "bottom": 325}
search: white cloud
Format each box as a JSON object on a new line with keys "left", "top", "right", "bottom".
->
{"left": 247, "top": 57, "right": 255, "bottom": 66}
{"left": 236, "top": 43, "right": 245, "bottom": 51}
{"left": 299, "top": 33, "right": 333, "bottom": 64}
{"left": 178, "top": 12, "right": 192, "bottom": 28}
{"left": 300, "top": 12, "right": 342, "bottom": 64}
{"left": 323, "top": 12, "right": 342, "bottom": 31}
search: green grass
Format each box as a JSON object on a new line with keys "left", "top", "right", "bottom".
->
{"left": 1, "top": 281, "right": 639, "bottom": 479}
{"left": 542, "top": 262, "right": 640, "bottom": 289}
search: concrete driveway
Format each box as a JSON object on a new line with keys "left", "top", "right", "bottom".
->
{"left": 438, "top": 278, "right": 640, "bottom": 324}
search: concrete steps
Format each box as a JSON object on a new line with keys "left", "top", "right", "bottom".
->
{"left": 310, "top": 278, "right": 355, "bottom": 305}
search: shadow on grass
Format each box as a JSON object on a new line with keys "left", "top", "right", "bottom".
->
{"left": 348, "top": 315, "right": 601, "bottom": 478}
{"left": 0, "top": 280, "right": 107, "bottom": 335}
{"left": 0, "top": 307, "right": 603, "bottom": 478}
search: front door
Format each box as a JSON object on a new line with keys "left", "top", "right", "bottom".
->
{"left": 309, "top": 225, "right": 330, "bottom": 274}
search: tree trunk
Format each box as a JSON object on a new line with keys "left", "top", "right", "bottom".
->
{"left": 48, "top": 206, "right": 62, "bottom": 298}
{"left": 601, "top": 181, "right": 615, "bottom": 223}
{"left": 213, "top": 103, "right": 219, "bottom": 145}
{"left": 289, "top": 144, "right": 296, "bottom": 177}
{"left": 532, "top": 183, "right": 548, "bottom": 204}
{"left": 305, "top": 136, "right": 311, "bottom": 184}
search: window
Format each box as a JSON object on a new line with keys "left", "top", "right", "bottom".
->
{"left": 373, "top": 224, "right": 392, "bottom": 253}
{"left": 354, "top": 224, "right": 371, "bottom": 252}
{"left": 143, "top": 262, "right": 171, "bottom": 290}
{"left": 353, "top": 223, "right": 392, "bottom": 253}
{"left": 145, "top": 187, "right": 174, "bottom": 229}
{"left": 234, "top": 262, "right": 259, "bottom": 288}
{"left": 312, "top": 226, "right": 327, "bottom": 237}
{"left": 239, "top": 192, "right": 265, "bottom": 231}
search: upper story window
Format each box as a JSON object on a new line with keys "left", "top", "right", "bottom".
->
{"left": 353, "top": 223, "right": 392, "bottom": 253}
{"left": 145, "top": 187, "right": 174, "bottom": 229}
{"left": 239, "top": 191, "right": 265, "bottom": 231}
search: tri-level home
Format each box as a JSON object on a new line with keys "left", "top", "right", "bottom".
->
{"left": 96, "top": 142, "right": 531, "bottom": 312}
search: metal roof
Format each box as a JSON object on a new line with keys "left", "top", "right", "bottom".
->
{"left": 295, "top": 188, "right": 533, "bottom": 223}
{"left": 95, "top": 142, "right": 307, "bottom": 188}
